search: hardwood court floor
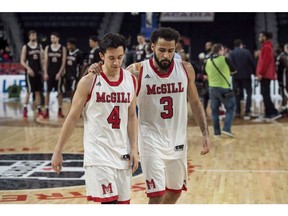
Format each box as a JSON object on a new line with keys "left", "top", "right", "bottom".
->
{"left": 0, "top": 100, "right": 288, "bottom": 204}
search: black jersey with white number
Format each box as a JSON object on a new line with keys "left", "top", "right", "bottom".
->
{"left": 26, "top": 43, "right": 42, "bottom": 74}
{"left": 135, "top": 44, "right": 148, "bottom": 62}
{"left": 66, "top": 49, "right": 83, "bottom": 79}
{"left": 88, "top": 48, "right": 101, "bottom": 65}
{"left": 47, "top": 45, "right": 63, "bottom": 75}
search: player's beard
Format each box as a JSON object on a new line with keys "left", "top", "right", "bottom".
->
{"left": 154, "top": 54, "right": 173, "bottom": 71}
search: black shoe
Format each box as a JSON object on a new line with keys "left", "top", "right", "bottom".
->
{"left": 265, "top": 113, "right": 282, "bottom": 121}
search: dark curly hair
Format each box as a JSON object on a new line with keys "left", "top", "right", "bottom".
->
{"left": 150, "top": 27, "right": 180, "bottom": 45}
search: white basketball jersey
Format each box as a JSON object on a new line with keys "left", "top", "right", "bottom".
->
{"left": 137, "top": 58, "right": 188, "bottom": 159}
{"left": 83, "top": 68, "right": 136, "bottom": 169}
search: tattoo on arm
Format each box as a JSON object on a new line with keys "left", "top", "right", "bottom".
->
{"left": 190, "top": 101, "right": 209, "bottom": 136}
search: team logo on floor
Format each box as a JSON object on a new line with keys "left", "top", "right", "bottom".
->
{"left": 0, "top": 154, "right": 142, "bottom": 190}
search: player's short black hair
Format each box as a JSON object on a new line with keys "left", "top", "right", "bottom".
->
{"left": 28, "top": 30, "right": 37, "bottom": 37}
{"left": 99, "top": 33, "right": 127, "bottom": 54}
{"left": 234, "top": 39, "right": 243, "bottom": 48}
{"left": 51, "top": 32, "right": 60, "bottom": 38}
{"left": 67, "top": 37, "right": 77, "bottom": 46}
{"left": 260, "top": 31, "right": 273, "bottom": 39}
{"left": 150, "top": 27, "right": 180, "bottom": 45}
{"left": 89, "top": 35, "right": 99, "bottom": 42}
{"left": 137, "top": 33, "right": 145, "bottom": 37}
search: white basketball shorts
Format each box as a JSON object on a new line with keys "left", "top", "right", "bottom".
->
{"left": 85, "top": 165, "right": 132, "bottom": 203}
{"left": 140, "top": 156, "right": 187, "bottom": 198}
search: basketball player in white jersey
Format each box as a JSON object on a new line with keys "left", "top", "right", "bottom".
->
{"left": 51, "top": 33, "right": 138, "bottom": 204}
{"left": 88, "top": 27, "right": 210, "bottom": 204}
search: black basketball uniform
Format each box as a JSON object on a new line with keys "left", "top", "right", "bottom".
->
{"left": 276, "top": 52, "right": 288, "bottom": 90}
{"left": 135, "top": 43, "right": 148, "bottom": 62}
{"left": 25, "top": 43, "right": 43, "bottom": 93}
{"left": 88, "top": 47, "right": 101, "bottom": 65}
{"left": 65, "top": 49, "right": 83, "bottom": 92}
{"left": 47, "top": 45, "right": 64, "bottom": 92}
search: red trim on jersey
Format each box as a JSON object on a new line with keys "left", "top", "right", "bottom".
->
{"left": 117, "top": 200, "right": 130, "bottom": 204}
{"left": 101, "top": 67, "right": 123, "bottom": 86}
{"left": 181, "top": 62, "right": 190, "bottom": 82}
{"left": 166, "top": 185, "right": 187, "bottom": 193}
{"left": 136, "top": 66, "right": 143, "bottom": 96}
{"left": 149, "top": 58, "right": 174, "bottom": 78}
{"left": 87, "top": 195, "right": 118, "bottom": 203}
{"left": 146, "top": 190, "right": 165, "bottom": 198}
{"left": 131, "top": 74, "right": 137, "bottom": 92}
{"left": 85, "top": 75, "right": 98, "bottom": 104}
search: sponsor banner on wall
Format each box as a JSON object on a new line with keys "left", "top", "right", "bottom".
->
{"left": 0, "top": 75, "right": 26, "bottom": 94}
{"left": 159, "top": 12, "right": 215, "bottom": 22}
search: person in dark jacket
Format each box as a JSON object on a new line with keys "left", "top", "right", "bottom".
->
{"left": 229, "top": 39, "right": 255, "bottom": 119}
{"left": 256, "top": 31, "right": 281, "bottom": 120}
{"left": 275, "top": 43, "right": 288, "bottom": 116}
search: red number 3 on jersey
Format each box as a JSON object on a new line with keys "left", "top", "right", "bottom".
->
{"left": 160, "top": 96, "right": 173, "bottom": 119}
{"left": 107, "top": 106, "right": 121, "bottom": 129}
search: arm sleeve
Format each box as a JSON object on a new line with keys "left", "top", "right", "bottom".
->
{"left": 247, "top": 51, "right": 256, "bottom": 73}
{"left": 256, "top": 46, "right": 271, "bottom": 75}
{"left": 225, "top": 57, "right": 236, "bottom": 72}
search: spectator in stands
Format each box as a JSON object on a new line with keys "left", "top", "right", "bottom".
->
{"left": 229, "top": 39, "right": 255, "bottom": 120}
{"left": 65, "top": 37, "right": 83, "bottom": 100}
{"left": 2, "top": 46, "right": 12, "bottom": 62}
{"left": 20, "top": 30, "right": 44, "bottom": 118}
{"left": 205, "top": 43, "right": 236, "bottom": 138}
{"left": 135, "top": 33, "right": 149, "bottom": 62}
{"left": 256, "top": 31, "right": 281, "bottom": 121}
{"left": 275, "top": 43, "right": 288, "bottom": 116}
{"left": 43, "top": 32, "right": 66, "bottom": 119}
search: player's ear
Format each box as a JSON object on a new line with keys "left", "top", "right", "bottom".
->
{"left": 99, "top": 52, "right": 104, "bottom": 61}
{"left": 151, "top": 43, "right": 155, "bottom": 52}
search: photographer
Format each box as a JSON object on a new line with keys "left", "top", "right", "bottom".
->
{"left": 205, "top": 43, "right": 236, "bottom": 138}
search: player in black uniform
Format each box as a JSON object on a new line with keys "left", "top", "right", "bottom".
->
{"left": 81, "top": 35, "right": 101, "bottom": 77}
{"left": 276, "top": 43, "right": 288, "bottom": 116}
{"left": 135, "top": 33, "right": 149, "bottom": 62}
{"left": 65, "top": 37, "right": 83, "bottom": 99}
{"left": 43, "top": 32, "right": 67, "bottom": 118}
{"left": 20, "top": 30, "right": 44, "bottom": 118}
{"left": 88, "top": 35, "right": 101, "bottom": 65}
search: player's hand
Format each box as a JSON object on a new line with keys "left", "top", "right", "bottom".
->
{"left": 129, "top": 149, "right": 139, "bottom": 173}
{"left": 51, "top": 152, "right": 63, "bottom": 174}
{"left": 44, "top": 73, "right": 49, "bottom": 81}
{"left": 87, "top": 61, "right": 103, "bottom": 75}
{"left": 27, "top": 68, "right": 35, "bottom": 77}
{"left": 55, "top": 73, "right": 61, "bottom": 80}
{"left": 201, "top": 135, "right": 210, "bottom": 155}
{"left": 257, "top": 75, "right": 262, "bottom": 80}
